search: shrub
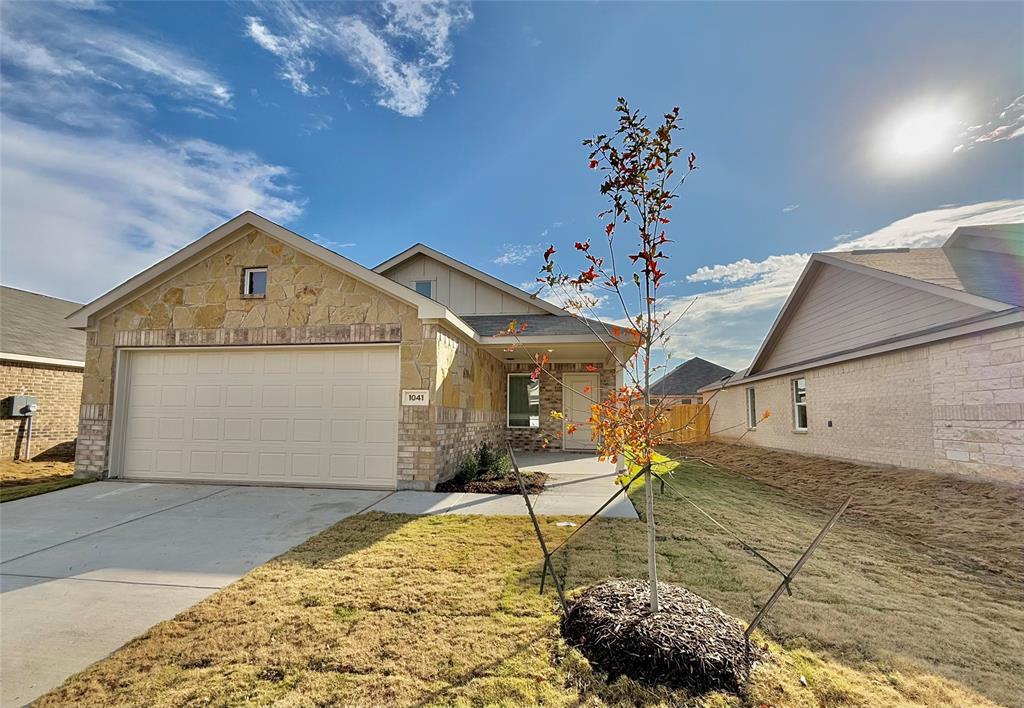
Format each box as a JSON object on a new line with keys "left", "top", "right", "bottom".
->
{"left": 477, "top": 441, "right": 494, "bottom": 471}
{"left": 455, "top": 455, "right": 480, "bottom": 484}
{"left": 491, "top": 452, "right": 513, "bottom": 479}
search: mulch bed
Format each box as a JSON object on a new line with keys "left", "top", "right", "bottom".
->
{"left": 561, "top": 579, "right": 762, "bottom": 695}
{"left": 435, "top": 471, "right": 548, "bottom": 494}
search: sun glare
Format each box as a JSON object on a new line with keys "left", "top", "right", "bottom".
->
{"left": 876, "top": 99, "right": 962, "bottom": 168}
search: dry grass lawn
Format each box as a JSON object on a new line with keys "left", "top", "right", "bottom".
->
{"left": 38, "top": 447, "right": 1019, "bottom": 707}
{"left": 0, "top": 459, "right": 86, "bottom": 502}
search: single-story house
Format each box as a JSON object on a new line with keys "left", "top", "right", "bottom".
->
{"left": 67, "top": 212, "right": 631, "bottom": 490}
{"left": 1, "top": 286, "right": 86, "bottom": 460}
{"left": 700, "top": 223, "right": 1024, "bottom": 485}
{"left": 649, "top": 356, "right": 733, "bottom": 406}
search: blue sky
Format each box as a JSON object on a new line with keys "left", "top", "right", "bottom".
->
{"left": 1, "top": 1, "right": 1022, "bottom": 369}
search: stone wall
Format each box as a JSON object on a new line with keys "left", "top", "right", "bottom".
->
{"left": 75, "top": 227, "right": 435, "bottom": 483}
{"left": 0, "top": 361, "right": 82, "bottom": 460}
{"left": 506, "top": 361, "right": 615, "bottom": 452}
{"left": 707, "top": 323, "right": 1024, "bottom": 484}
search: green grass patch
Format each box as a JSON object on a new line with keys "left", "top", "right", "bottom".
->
{"left": 0, "top": 477, "right": 90, "bottom": 502}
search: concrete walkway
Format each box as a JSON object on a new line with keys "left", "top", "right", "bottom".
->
{"left": 0, "top": 482, "right": 389, "bottom": 707}
{"left": 366, "top": 452, "right": 639, "bottom": 519}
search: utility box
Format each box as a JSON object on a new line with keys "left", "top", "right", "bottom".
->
{"left": 2, "top": 395, "right": 38, "bottom": 417}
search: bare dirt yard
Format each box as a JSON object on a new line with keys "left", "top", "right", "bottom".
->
{"left": 678, "top": 441, "right": 1024, "bottom": 585}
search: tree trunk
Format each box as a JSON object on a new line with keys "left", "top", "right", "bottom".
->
{"left": 645, "top": 463, "right": 659, "bottom": 612}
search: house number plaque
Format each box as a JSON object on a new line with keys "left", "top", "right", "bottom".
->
{"left": 402, "top": 389, "right": 429, "bottom": 406}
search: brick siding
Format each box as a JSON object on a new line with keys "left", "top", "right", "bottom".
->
{"left": 707, "top": 323, "right": 1024, "bottom": 484}
{"left": 0, "top": 360, "right": 82, "bottom": 460}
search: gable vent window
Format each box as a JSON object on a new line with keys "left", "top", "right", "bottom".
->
{"left": 792, "top": 377, "right": 808, "bottom": 431}
{"left": 745, "top": 387, "right": 757, "bottom": 429}
{"left": 414, "top": 280, "right": 433, "bottom": 298}
{"left": 242, "top": 268, "right": 268, "bottom": 298}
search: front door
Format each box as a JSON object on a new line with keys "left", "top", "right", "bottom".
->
{"left": 562, "top": 372, "right": 599, "bottom": 451}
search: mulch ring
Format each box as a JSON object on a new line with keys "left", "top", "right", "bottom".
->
{"left": 561, "top": 579, "right": 764, "bottom": 695}
{"left": 435, "top": 471, "right": 548, "bottom": 495}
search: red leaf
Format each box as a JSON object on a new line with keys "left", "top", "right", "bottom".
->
{"left": 605, "top": 223, "right": 615, "bottom": 236}
{"left": 543, "top": 245, "right": 556, "bottom": 262}
{"left": 588, "top": 159, "right": 598, "bottom": 169}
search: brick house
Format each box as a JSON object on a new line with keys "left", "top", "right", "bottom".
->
{"left": 701, "top": 223, "right": 1024, "bottom": 484}
{"left": 67, "top": 212, "right": 631, "bottom": 490}
{"left": 1, "top": 286, "right": 86, "bottom": 460}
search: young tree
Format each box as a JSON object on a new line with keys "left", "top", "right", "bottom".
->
{"left": 505, "top": 98, "right": 699, "bottom": 613}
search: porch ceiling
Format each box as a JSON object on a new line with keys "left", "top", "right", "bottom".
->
{"left": 482, "top": 341, "right": 621, "bottom": 365}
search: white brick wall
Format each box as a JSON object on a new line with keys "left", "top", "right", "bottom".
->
{"left": 707, "top": 323, "right": 1024, "bottom": 484}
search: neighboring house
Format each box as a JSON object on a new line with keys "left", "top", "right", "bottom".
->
{"left": 701, "top": 223, "right": 1024, "bottom": 484}
{"left": 649, "top": 356, "right": 733, "bottom": 405}
{"left": 67, "top": 212, "right": 631, "bottom": 490}
{"left": 0, "top": 286, "right": 86, "bottom": 460}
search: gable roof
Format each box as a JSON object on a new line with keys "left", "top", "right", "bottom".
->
{"left": 66, "top": 212, "right": 475, "bottom": 339}
{"left": 732, "top": 224, "right": 1024, "bottom": 386}
{"left": 373, "top": 243, "right": 568, "bottom": 317}
{"left": 650, "top": 357, "right": 734, "bottom": 396}
{"left": 1, "top": 286, "right": 86, "bottom": 366}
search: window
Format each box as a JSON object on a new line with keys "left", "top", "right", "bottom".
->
{"left": 745, "top": 387, "right": 757, "bottom": 429}
{"left": 242, "top": 268, "right": 267, "bottom": 297}
{"left": 414, "top": 280, "right": 433, "bottom": 298}
{"left": 792, "top": 377, "right": 808, "bottom": 430}
{"left": 507, "top": 374, "right": 540, "bottom": 428}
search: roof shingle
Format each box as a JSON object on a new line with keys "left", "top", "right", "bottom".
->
{"left": 0, "top": 287, "right": 86, "bottom": 362}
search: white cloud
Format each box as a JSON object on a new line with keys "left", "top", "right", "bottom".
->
{"left": 0, "top": 118, "right": 304, "bottom": 302}
{"left": 662, "top": 200, "right": 1024, "bottom": 369}
{"left": 0, "top": 2, "right": 232, "bottom": 123}
{"left": 782, "top": 204, "right": 800, "bottom": 213}
{"left": 954, "top": 94, "right": 1024, "bottom": 152}
{"left": 686, "top": 253, "right": 810, "bottom": 285}
{"left": 0, "top": 1, "right": 305, "bottom": 305}
{"left": 244, "top": 1, "right": 472, "bottom": 117}
{"left": 494, "top": 243, "right": 542, "bottom": 265}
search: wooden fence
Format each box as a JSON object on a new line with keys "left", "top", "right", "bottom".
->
{"left": 654, "top": 403, "right": 711, "bottom": 444}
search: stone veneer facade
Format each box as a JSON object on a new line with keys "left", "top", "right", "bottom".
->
{"left": 74, "top": 227, "right": 509, "bottom": 490}
{"left": 1, "top": 360, "right": 83, "bottom": 460}
{"left": 706, "top": 323, "right": 1024, "bottom": 484}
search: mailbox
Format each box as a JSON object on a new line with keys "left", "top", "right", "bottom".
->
{"left": 2, "top": 395, "right": 38, "bottom": 417}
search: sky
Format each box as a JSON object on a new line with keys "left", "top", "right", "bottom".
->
{"left": 1, "top": 0, "right": 1022, "bottom": 371}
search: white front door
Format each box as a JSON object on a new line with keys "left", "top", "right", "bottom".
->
{"left": 116, "top": 346, "right": 399, "bottom": 488}
{"left": 562, "top": 372, "right": 599, "bottom": 451}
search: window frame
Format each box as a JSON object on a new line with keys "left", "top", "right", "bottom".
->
{"left": 507, "top": 373, "right": 540, "bottom": 429}
{"left": 745, "top": 387, "right": 757, "bottom": 429}
{"left": 241, "top": 267, "right": 268, "bottom": 298}
{"left": 414, "top": 280, "right": 433, "bottom": 299}
{"left": 792, "top": 377, "right": 808, "bottom": 431}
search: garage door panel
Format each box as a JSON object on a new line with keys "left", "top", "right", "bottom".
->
{"left": 261, "top": 385, "right": 291, "bottom": 407}
{"left": 331, "top": 385, "right": 362, "bottom": 408}
{"left": 293, "top": 419, "right": 322, "bottom": 442}
{"left": 224, "top": 418, "right": 252, "bottom": 441}
{"left": 366, "top": 385, "right": 397, "bottom": 408}
{"left": 120, "top": 348, "right": 398, "bottom": 488}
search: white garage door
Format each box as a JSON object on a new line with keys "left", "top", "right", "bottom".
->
{"left": 117, "top": 347, "right": 399, "bottom": 488}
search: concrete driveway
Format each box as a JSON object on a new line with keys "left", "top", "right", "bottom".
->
{"left": 0, "top": 481, "right": 390, "bottom": 707}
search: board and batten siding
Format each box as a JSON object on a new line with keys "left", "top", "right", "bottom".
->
{"left": 759, "top": 263, "right": 988, "bottom": 372}
{"left": 382, "top": 253, "right": 546, "bottom": 316}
